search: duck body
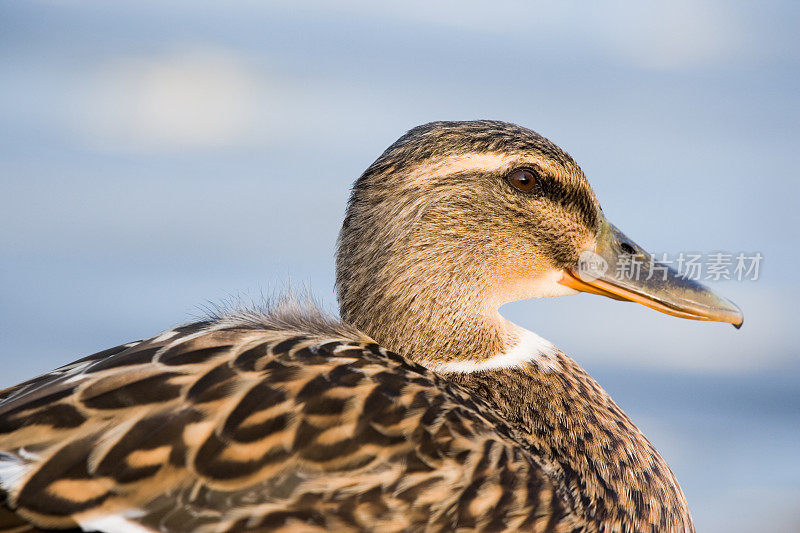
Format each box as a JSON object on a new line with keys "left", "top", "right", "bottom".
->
{"left": 1, "top": 121, "right": 740, "bottom": 532}
{"left": 0, "top": 312, "right": 687, "bottom": 532}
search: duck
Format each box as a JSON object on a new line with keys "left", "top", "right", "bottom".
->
{"left": 0, "top": 120, "right": 742, "bottom": 533}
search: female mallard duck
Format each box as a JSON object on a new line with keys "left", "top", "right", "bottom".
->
{"left": 0, "top": 121, "right": 742, "bottom": 533}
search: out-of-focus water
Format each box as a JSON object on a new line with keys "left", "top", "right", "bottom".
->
{"left": 1, "top": 2, "right": 798, "bottom": 531}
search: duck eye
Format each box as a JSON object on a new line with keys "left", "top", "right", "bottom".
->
{"left": 506, "top": 169, "right": 537, "bottom": 192}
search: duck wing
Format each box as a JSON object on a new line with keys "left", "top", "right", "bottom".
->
{"left": 0, "top": 321, "right": 578, "bottom": 532}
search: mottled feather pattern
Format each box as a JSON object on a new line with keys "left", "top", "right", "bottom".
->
{"left": 0, "top": 318, "right": 581, "bottom": 532}
{"left": 448, "top": 361, "right": 692, "bottom": 533}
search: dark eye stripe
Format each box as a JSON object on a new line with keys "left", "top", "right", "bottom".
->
{"left": 508, "top": 170, "right": 598, "bottom": 230}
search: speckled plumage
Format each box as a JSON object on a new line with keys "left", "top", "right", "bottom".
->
{"left": 0, "top": 318, "right": 579, "bottom": 532}
{"left": 0, "top": 121, "right": 698, "bottom": 532}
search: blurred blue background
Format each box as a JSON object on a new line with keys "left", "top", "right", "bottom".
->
{"left": 1, "top": 1, "right": 798, "bottom": 531}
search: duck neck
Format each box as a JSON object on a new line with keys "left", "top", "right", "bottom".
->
{"left": 338, "top": 259, "right": 549, "bottom": 367}
{"left": 445, "top": 359, "right": 693, "bottom": 532}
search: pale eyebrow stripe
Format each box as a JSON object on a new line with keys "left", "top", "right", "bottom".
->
{"left": 399, "top": 151, "right": 561, "bottom": 186}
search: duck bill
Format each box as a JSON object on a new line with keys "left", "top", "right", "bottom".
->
{"left": 559, "top": 219, "right": 744, "bottom": 328}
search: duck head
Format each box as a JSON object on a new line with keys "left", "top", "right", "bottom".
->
{"left": 336, "top": 121, "right": 742, "bottom": 369}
